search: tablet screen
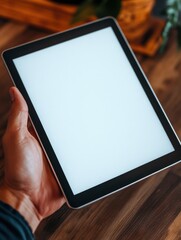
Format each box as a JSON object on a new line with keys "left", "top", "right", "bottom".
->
{"left": 13, "top": 27, "right": 174, "bottom": 195}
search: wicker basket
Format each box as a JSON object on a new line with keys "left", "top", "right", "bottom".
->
{"left": 118, "top": 0, "right": 155, "bottom": 43}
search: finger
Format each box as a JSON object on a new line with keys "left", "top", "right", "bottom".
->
{"left": 7, "top": 87, "right": 28, "bottom": 132}
{"left": 27, "top": 120, "right": 36, "bottom": 136}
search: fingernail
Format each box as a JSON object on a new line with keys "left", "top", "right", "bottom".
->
{"left": 9, "top": 89, "right": 14, "bottom": 102}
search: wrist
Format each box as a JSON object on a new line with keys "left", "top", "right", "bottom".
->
{"left": 0, "top": 185, "right": 41, "bottom": 232}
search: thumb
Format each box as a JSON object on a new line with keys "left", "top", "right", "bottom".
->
{"left": 7, "top": 87, "right": 28, "bottom": 132}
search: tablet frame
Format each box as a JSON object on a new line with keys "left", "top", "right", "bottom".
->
{"left": 2, "top": 17, "right": 181, "bottom": 208}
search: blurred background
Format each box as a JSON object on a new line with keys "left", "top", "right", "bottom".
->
{"left": 0, "top": 0, "right": 180, "bottom": 56}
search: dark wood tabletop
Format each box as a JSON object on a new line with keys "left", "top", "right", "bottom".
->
{"left": 0, "top": 19, "right": 180, "bottom": 240}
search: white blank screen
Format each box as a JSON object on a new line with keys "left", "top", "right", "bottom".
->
{"left": 13, "top": 27, "right": 174, "bottom": 194}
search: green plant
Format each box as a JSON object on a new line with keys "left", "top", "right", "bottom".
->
{"left": 161, "top": 0, "right": 181, "bottom": 51}
{"left": 71, "top": 0, "right": 121, "bottom": 23}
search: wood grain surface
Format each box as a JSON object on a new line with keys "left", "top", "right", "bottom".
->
{"left": 0, "top": 19, "right": 180, "bottom": 240}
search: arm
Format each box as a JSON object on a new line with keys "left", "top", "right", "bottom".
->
{"left": 0, "top": 87, "right": 65, "bottom": 233}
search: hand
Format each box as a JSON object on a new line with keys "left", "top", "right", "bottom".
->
{"left": 0, "top": 87, "right": 65, "bottom": 231}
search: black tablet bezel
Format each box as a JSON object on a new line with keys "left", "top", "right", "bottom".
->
{"left": 2, "top": 17, "right": 181, "bottom": 208}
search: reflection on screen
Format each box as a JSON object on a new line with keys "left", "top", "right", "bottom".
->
{"left": 13, "top": 27, "right": 174, "bottom": 194}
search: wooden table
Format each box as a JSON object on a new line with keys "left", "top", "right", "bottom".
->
{"left": 0, "top": 19, "right": 181, "bottom": 240}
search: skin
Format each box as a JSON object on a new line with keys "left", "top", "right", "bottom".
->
{"left": 0, "top": 87, "right": 65, "bottom": 231}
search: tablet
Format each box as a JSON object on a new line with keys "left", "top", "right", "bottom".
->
{"left": 2, "top": 17, "right": 181, "bottom": 208}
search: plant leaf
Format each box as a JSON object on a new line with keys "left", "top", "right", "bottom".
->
{"left": 71, "top": 0, "right": 96, "bottom": 24}
{"left": 96, "top": 0, "right": 121, "bottom": 18}
{"left": 160, "top": 21, "right": 172, "bottom": 53}
{"left": 177, "top": 24, "right": 181, "bottom": 47}
{"left": 71, "top": 0, "right": 121, "bottom": 24}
